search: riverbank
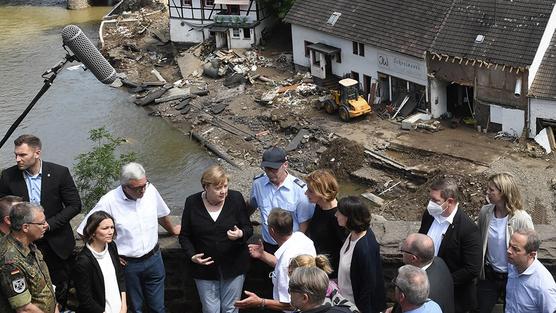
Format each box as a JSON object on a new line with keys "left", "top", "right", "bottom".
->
{"left": 98, "top": 0, "right": 556, "bottom": 224}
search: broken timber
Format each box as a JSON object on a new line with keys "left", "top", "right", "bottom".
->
{"left": 361, "top": 191, "right": 384, "bottom": 207}
{"left": 134, "top": 85, "right": 172, "bottom": 106}
{"left": 364, "top": 149, "right": 427, "bottom": 181}
{"left": 190, "top": 131, "right": 240, "bottom": 168}
{"left": 286, "top": 129, "right": 310, "bottom": 152}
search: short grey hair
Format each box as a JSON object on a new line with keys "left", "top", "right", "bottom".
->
{"left": 514, "top": 228, "right": 540, "bottom": 253}
{"left": 396, "top": 265, "right": 429, "bottom": 306}
{"left": 10, "top": 202, "right": 43, "bottom": 231}
{"left": 120, "top": 162, "right": 146, "bottom": 185}
{"left": 288, "top": 267, "right": 329, "bottom": 305}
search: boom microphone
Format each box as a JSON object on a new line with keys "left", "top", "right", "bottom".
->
{"left": 61, "top": 25, "right": 117, "bottom": 84}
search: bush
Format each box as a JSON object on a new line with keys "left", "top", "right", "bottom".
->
{"left": 74, "top": 127, "right": 136, "bottom": 212}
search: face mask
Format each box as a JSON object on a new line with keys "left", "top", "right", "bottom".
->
{"left": 427, "top": 199, "right": 447, "bottom": 217}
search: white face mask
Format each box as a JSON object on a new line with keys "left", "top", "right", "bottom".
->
{"left": 427, "top": 199, "right": 447, "bottom": 217}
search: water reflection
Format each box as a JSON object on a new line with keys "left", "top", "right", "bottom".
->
{"left": 0, "top": 3, "right": 211, "bottom": 212}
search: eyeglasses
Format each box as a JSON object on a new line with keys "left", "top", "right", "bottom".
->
{"left": 391, "top": 277, "right": 406, "bottom": 295}
{"left": 126, "top": 181, "right": 150, "bottom": 192}
{"left": 399, "top": 249, "right": 416, "bottom": 256}
{"left": 26, "top": 220, "right": 47, "bottom": 226}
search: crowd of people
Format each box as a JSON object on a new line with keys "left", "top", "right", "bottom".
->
{"left": 0, "top": 135, "right": 555, "bottom": 313}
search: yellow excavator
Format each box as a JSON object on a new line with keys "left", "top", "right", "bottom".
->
{"left": 321, "top": 78, "right": 372, "bottom": 122}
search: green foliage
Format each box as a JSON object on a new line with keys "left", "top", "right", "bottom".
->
{"left": 260, "top": 0, "right": 295, "bottom": 18}
{"left": 74, "top": 127, "right": 136, "bottom": 212}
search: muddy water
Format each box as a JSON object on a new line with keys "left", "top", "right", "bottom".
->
{"left": 0, "top": 2, "right": 212, "bottom": 212}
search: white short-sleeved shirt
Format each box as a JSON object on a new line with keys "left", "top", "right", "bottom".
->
{"left": 338, "top": 234, "right": 363, "bottom": 304}
{"left": 506, "top": 259, "right": 556, "bottom": 313}
{"left": 250, "top": 173, "right": 315, "bottom": 245}
{"left": 77, "top": 184, "right": 170, "bottom": 257}
{"left": 272, "top": 232, "right": 316, "bottom": 304}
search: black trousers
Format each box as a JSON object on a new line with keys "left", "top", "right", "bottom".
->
{"left": 37, "top": 240, "right": 72, "bottom": 308}
{"left": 477, "top": 265, "right": 507, "bottom": 313}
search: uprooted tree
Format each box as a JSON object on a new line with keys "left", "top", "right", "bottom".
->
{"left": 74, "top": 127, "right": 136, "bottom": 212}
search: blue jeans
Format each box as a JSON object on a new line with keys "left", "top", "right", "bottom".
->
{"left": 124, "top": 250, "right": 166, "bottom": 313}
{"left": 194, "top": 274, "right": 245, "bottom": 313}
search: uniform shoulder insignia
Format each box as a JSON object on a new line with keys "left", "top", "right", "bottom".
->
{"left": 293, "top": 178, "right": 306, "bottom": 188}
{"left": 253, "top": 173, "right": 265, "bottom": 180}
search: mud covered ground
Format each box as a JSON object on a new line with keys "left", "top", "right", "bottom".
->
{"left": 100, "top": 3, "right": 556, "bottom": 224}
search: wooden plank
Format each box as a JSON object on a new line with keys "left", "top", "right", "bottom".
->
{"left": 286, "top": 129, "right": 310, "bottom": 151}
{"left": 361, "top": 191, "right": 384, "bottom": 207}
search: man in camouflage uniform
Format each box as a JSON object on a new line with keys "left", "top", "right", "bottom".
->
{"left": 0, "top": 202, "right": 56, "bottom": 313}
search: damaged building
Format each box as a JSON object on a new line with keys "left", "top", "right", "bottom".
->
{"left": 285, "top": 0, "right": 556, "bottom": 137}
{"left": 168, "top": 0, "right": 275, "bottom": 49}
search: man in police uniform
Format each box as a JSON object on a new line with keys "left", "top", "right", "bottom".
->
{"left": 250, "top": 146, "right": 315, "bottom": 253}
{"left": 0, "top": 202, "right": 56, "bottom": 313}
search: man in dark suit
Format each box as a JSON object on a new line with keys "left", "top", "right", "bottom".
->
{"left": 399, "top": 233, "right": 455, "bottom": 313}
{"left": 418, "top": 177, "right": 481, "bottom": 313}
{"left": 0, "top": 134, "right": 81, "bottom": 308}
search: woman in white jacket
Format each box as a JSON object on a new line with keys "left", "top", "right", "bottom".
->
{"left": 477, "top": 172, "right": 534, "bottom": 313}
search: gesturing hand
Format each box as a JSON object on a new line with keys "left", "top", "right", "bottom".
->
{"left": 234, "top": 290, "right": 262, "bottom": 309}
{"left": 248, "top": 239, "right": 264, "bottom": 259}
{"left": 191, "top": 253, "right": 214, "bottom": 265}
{"left": 227, "top": 225, "right": 243, "bottom": 240}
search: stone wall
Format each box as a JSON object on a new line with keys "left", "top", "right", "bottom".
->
{"left": 67, "top": 0, "right": 90, "bottom": 10}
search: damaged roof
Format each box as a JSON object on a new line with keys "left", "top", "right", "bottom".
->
{"left": 530, "top": 30, "right": 556, "bottom": 99}
{"left": 429, "top": 0, "right": 555, "bottom": 68}
{"left": 285, "top": 0, "right": 555, "bottom": 68}
{"left": 283, "top": 0, "right": 453, "bottom": 59}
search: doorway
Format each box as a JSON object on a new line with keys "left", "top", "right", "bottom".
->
{"left": 446, "top": 83, "right": 474, "bottom": 118}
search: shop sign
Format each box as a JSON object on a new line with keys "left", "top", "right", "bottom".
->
{"left": 377, "top": 51, "right": 424, "bottom": 80}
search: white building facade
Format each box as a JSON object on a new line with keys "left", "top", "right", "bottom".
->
{"left": 291, "top": 24, "right": 428, "bottom": 104}
{"left": 168, "top": 0, "right": 274, "bottom": 49}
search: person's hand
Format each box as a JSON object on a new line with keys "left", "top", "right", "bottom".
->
{"left": 171, "top": 224, "right": 181, "bottom": 236}
{"left": 248, "top": 239, "right": 264, "bottom": 259}
{"left": 384, "top": 307, "right": 393, "bottom": 313}
{"left": 235, "top": 290, "right": 262, "bottom": 309}
{"left": 119, "top": 257, "right": 127, "bottom": 267}
{"left": 191, "top": 253, "right": 214, "bottom": 265}
{"left": 227, "top": 225, "right": 243, "bottom": 240}
{"left": 55, "top": 303, "right": 60, "bottom": 313}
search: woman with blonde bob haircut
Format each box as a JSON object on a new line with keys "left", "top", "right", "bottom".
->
{"left": 477, "top": 172, "right": 534, "bottom": 313}
{"left": 305, "top": 170, "right": 346, "bottom": 278}
{"left": 179, "top": 165, "right": 253, "bottom": 313}
{"left": 289, "top": 255, "right": 360, "bottom": 313}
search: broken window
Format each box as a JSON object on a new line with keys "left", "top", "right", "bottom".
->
{"left": 228, "top": 5, "right": 240, "bottom": 15}
{"left": 181, "top": 0, "right": 192, "bottom": 5}
{"left": 232, "top": 28, "right": 240, "bottom": 38}
{"left": 243, "top": 28, "right": 251, "bottom": 39}
{"left": 336, "top": 52, "right": 341, "bottom": 63}
{"left": 304, "top": 41, "right": 313, "bottom": 57}
{"left": 352, "top": 41, "right": 364, "bottom": 56}
{"left": 327, "top": 12, "right": 341, "bottom": 26}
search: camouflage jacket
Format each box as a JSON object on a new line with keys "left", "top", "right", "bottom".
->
{"left": 0, "top": 234, "right": 56, "bottom": 313}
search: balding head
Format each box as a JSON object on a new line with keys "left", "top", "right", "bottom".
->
{"left": 401, "top": 233, "right": 435, "bottom": 267}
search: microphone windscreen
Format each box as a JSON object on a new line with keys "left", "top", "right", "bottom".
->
{"left": 61, "top": 25, "right": 117, "bottom": 84}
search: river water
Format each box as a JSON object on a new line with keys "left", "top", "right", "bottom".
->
{"left": 0, "top": 1, "right": 212, "bottom": 211}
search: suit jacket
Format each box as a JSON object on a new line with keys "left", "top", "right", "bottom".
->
{"left": 349, "top": 229, "right": 387, "bottom": 313}
{"left": 427, "top": 257, "right": 455, "bottom": 313}
{"left": 0, "top": 161, "right": 82, "bottom": 259}
{"left": 72, "top": 242, "right": 126, "bottom": 313}
{"left": 418, "top": 208, "right": 481, "bottom": 313}
{"left": 392, "top": 257, "right": 454, "bottom": 313}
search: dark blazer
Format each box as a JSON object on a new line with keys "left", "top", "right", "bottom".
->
{"left": 0, "top": 161, "right": 82, "bottom": 259}
{"left": 427, "top": 257, "right": 455, "bottom": 313}
{"left": 349, "top": 228, "right": 387, "bottom": 313}
{"left": 72, "top": 242, "right": 126, "bottom": 313}
{"left": 179, "top": 190, "right": 253, "bottom": 280}
{"left": 418, "top": 208, "right": 481, "bottom": 313}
